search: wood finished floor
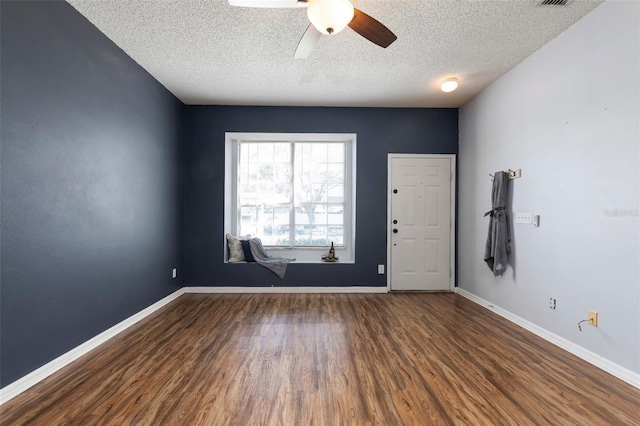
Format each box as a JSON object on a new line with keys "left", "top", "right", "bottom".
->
{"left": 2, "top": 293, "right": 639, "bottom": 425}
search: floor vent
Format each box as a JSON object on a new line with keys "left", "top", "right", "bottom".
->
{"left": 538, "top": 0, "right": 573, "bottom": 5}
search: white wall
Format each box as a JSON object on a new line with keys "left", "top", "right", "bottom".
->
{"left": 459, "top": 0, "right": 639, "bottom": 375}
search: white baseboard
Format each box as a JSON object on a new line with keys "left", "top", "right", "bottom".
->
{"left": 0, "top": 288, "right": 185, "bottom": 405}
{"left": 185, "top": 286, "right": 388, "bottom": 294}
{"left": 455, "top": 288, "right": 640, "bottom": 390}
{"left": 13, "top": 285, "right": 634, "bottom": 407}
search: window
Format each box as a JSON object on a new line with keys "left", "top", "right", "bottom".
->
{"left": 225, "top": 133, "right": 356, "bottom": 262}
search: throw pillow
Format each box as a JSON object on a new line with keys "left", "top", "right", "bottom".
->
{"left": 240, "top": 239, "right": 255, "bottom": 262}
{"left": 226, "top": 233, "right": 250, "bottom": 262}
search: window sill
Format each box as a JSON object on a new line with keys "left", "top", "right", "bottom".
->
{"left": 227, "top": 259, "right": 354, "bottom": 264}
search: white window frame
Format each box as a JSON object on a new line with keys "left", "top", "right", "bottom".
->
{"left": 225, "top": 132, "right": 357, "bottom": 263}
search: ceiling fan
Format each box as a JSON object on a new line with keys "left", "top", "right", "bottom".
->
{"left": 228, "top": 0, "right": 397, "bottom": 58}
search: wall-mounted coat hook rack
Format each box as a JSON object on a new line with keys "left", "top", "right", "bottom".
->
{"left": 490, "top": 169, "right": 522, "bottom": 181}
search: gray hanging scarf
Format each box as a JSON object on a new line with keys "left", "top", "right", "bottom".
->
{"left": 484, "top": 171, "right": 511, "bottom": 276}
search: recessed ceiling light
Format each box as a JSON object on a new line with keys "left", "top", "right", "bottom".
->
{"left": 441, "top": 78, "right": 458, "bottom": 93}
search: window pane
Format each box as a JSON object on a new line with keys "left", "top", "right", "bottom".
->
{"left": 237, "top": 139, "right": 348, "bottom": 249}
{"left": 327, "top": 185, "right": 344, "bottom": 203}
{"left": 262, "top": 206, "right": 290, "bottom": 245}
{"left": 240, "top": 179, "right": 256, "bottom": 196}
{"left": 328, "top": 226, "right": 344, "bottom": 245}
{"left": 310, "top": 184, "right": 327, "bottom": 202}
{"left": 295, "top": 225, "right": 312, "bottom": 244}
{"left": 257, "top": 143, "right": 274, "bottom": 163}
{"left": 275, "top": 183, "right": 291, "bottom": 200}
{"left": 295, "top": 225, "right": 329, "bottom": 246}
{"left": 274, "top": 163, "right": 290, "bottom": 182}
{"left": 239, "top": 205, "right": 259, "bottom": 236}
{"left": 312, "top": 226, "right": 328, "bottom": 245}
{"left": 313, "top": 144, "right": 328, "bottom": 162}
{"left": 313, "top": 204, "right": 327, "bottom": 225}
{"left": 258, "top": 164, "right": 273, "bottom": 181}
{"left": 289, "top": 142, "right": 347, "bottom": 248}
{"left": 328, "top": 144, "right": 344, "bottom": 162}
{"left": 240, "top": 143, "right": 258, "bottom": 164}
{"left": 296, "top": 205, "right": 311, "bottom": 225}
{"left": 328, "top": 205, "right": 344, "bottom": 225}
{"left": 273, "top": 206, "right": 289, "bottom": 225}
{"left": 239, "top": 142, "right": 292, "bottom": 243}
{"left": 327, "top": 163, "right": 344, "bottom": 184}
{"left": 274, "top": 225, "right": 290, "bottom": 246}
{"left": 274, "top": 144, "right": 289, "bottom": 162}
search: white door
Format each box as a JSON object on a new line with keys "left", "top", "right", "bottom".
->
{"left": 389, "top": 156, "right": 453, "bottom": 291}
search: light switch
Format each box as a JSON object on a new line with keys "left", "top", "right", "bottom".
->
{"left": 516, "top": 212, "right": 532, "bottom": 224}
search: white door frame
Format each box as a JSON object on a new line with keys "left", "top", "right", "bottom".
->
{"left": 386, "top": 153, "right": 456, "bottom": 292}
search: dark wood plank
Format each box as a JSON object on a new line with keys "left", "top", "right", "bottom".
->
{"left": 2, "top": 293, "right": 639, "bottom": 425}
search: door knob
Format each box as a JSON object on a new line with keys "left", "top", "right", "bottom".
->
{"left": 393, "top": 229, "right": 398, "bottom": 233}
{"left": 393, "top": 220, "right": 397, "bottom": 224}
{"left": 393, "top": 189, "right": 398, "bottom": 194}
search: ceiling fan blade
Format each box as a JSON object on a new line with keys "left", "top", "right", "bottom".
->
{"left": 294, "top": 24, "right": 322, "bottom": 59}
{"left": 348, "top": 8, "right": 397, "bottom": 48}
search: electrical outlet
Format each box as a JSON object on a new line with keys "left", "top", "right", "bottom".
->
{"left": 378, "top": 264, "right": 385, "bottom": 275}
{"left": 588, "top": 310, "right": 598, "bottom": 327}
{"left": 549, "top": 298, "right": 556, "bottom": 310}
{"left": 172, "top": 268, "right": 177, "bottom": 279}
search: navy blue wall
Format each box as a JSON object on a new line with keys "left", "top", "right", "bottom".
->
{"left": 183, "top": 106, "right": 458, "bottom": 287}
{"left": 1, "top": 1, "right": 458, "bottom": 389}
{"left": 0, "top": 1, "right": 183, "bottom": 387}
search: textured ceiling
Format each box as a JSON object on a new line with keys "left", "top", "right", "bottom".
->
{"left": 66, "top": 0, "right": 604, "bottom": 107}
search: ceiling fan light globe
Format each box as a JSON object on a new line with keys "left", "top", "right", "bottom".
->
{"left": 307, "top": 0, "right": 354, "bottom": 36}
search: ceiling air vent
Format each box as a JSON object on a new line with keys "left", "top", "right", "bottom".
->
{"left": 537, "top": 0, "right": 574, "bottom": 5}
